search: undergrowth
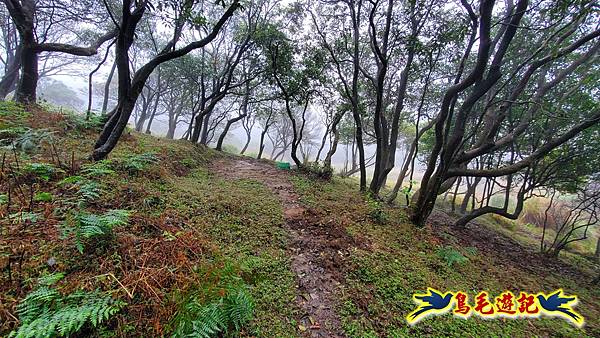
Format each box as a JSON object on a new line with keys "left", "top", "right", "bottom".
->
{"left": 62, "top": 209, "right": 130, "bottom": 253}
{"left": 10, "top": 273, "right": 124, "bottom": 338}
{"left": 170, "top": 262, "right": 255, "bottom": 337}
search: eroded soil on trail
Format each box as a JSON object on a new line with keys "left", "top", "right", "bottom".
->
{"left": 210, "top": 157, "right": 349, "bottom": 337}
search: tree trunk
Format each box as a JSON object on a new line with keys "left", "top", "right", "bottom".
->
{"left": 134, "top": 92, "right": 151, "bottom": 132}
{"left": 0, "top": 44, "right": 21, "bottom": 99}
{"left": 323, "top": 126, "right": 340, "bottom": 169}
{"left": 459, "top": 178, "right": 475, "bottom": 214}
{"left": 14, "top": 41, "right": 37, "bottom": 104}
{"left": 240, "top": 130, "right": 251, "bottom": 154}
{"left": 316, "top": 124, "right": 330, "bottom": 163}
{"left": 93, "top": 98, "right": 137, "bottom": 160}
{"left": 199, "top": 112, "right": 212, "bottom": 144}
{"left": 166, "top": 118, "right": 176, "bottom": 139}
{"left": 216, "top": 114, "right": 246, "bottom": 151}
{"left": 101, "top": 60, "right": 117, "bottom": 114}
{"left": 145, "top": 88, "right": 161, "bottom": 134}
{"left": 257, "top": 126, "right": 269, "bottom": 159}
{"left": 93, "top": 0, "right": 240, "bottom": 159}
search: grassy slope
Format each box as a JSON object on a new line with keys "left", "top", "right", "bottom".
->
{"left": 0, "top": 104, "right": 298, "bottom": 336}
{"left": 292, "top": 175, "right": 600, "bottom": 337}
{"left": 1, "top": 104, "right": 599, "bottom": 337}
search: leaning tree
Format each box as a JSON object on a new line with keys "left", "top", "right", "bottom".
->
{"left": 2, "top": 0, "right": 117, "bottom": 103}
{"left": 409, "top": 0, "right": 600, "bottom": 226}
{"left": 92, "top": 0, "right": 241, "bottom": 160}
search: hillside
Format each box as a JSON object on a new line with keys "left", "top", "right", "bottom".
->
{"left": 1, "top": 104, "right": 599, "bottom": 337}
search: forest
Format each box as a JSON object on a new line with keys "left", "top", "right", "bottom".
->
{"left": 0, "top": 0, "right": 599, "bottom": 337}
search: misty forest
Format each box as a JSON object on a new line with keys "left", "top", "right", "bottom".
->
{"left": 0, "top": 0, "right": 599, "bottom": 337}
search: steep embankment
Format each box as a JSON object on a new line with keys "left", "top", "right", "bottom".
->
{"left": 1, "top": 104, "right": 599, "bottom": 337}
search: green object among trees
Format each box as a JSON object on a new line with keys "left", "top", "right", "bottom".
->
{"left": 276, "top": 162, "right": 291, "bottom": 170}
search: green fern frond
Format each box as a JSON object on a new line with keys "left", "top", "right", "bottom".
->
{"left": 171, "top": 262, "right": 255, "bottom": 337}
{"left": 38, "top": 273, "right": 65, "bottom": 286}
{"left": 99, "top": 209, "right": 131, "bottom": 227}
{"left": 120, "top": 152, "right": 159, "bottom": 174}
{"left": 11, "top": 286, "right": 125, "bottom": 338}
{"left": 76, "top": 181, "right": 102, "bottom": 205}
{"left": 16, "top": 287, "right": 59, "bottom": 322}
{"left": 190, "top": 302, "right": 227, "bottom": 338}
{"left": 224, "top": 288, "right": 254, "bottom": 331}
{"left": 81, "top": 160, "right": 115, "bottom": 177}
{"left": 58, "top": 175, "right": 84, "bottom": 186}
{"left": 63, "top": 210, "right": 131, "bottom": 253}
{"left": 1, "top": 128, "right": 54, "bottom": 153}
{"left": 437, "top": 246, "right": 469, "bottom": 267}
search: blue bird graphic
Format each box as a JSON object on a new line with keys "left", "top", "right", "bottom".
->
{"left": 406, "top": 288, "right": 454, "bottom": 324}
{"left": 537, "top": 290, "right": 583, "bottom": 326}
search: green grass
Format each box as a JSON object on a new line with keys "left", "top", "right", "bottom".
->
{"left": 165, "top": 169, "right": 299, "bottom": 336}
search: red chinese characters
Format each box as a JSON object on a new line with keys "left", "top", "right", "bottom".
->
{"left": 495, "top": 291, "right": 517, "bottom": 315}
{"left": 516, "top": 292, "right": 539, "bottom": 315}
{"left": 453, "top": 292, "right": 471, "bottom": 317}
{"left": 474, "top": 292, "right": 495, "bottom": 316}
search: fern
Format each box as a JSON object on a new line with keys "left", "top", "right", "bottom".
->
{"left": 10, "top": 273, "right": 124, "bottom": 338}
{"left": 76, "top": 181, "right": 102, "bottom": 205}
{"left": 80, "top": 160, "right": 115, "bottom": 177}
{"left": 63, "top": 210, "right": 130, "bottom": 253}
{"left": 171, "top": 262, "right": 255, "bottom": 337}
{"left": 366, "top": 196, "right": 387, "bottom": 224}
{"left": 58, "top": 175, "right": 84, "bottom": 185}
{"left": 189, "top": 302, "right": 228, "bottom": 338}
{"left": 16, "top": 286, "right": 60, "bottom": 323}
{"left": 224, "top": 288, "right": 255, "bottom": 331}
{"left": 38, "top": 273, "right": 65, "bottom": 286}
{"left": 9, "top": 211, "right": 41, "bottom": 224}
{"left": 437, "top": 246, "right": 469, "bottom": 267}
{"left": 34, "top": 192, "right": 53, "bottom": 202}
{"left": 60, "top": 111, "right": 104, "bottom": 131}
{"left": 120, "top": 152, "right": 159, "bottom": 174}
{"left": 59, "top": 177, "right": 102, "bottom": 207}
{"left": 23, "top": 162, "right": 61, "bottom": 181}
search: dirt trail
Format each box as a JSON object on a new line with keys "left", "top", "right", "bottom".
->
{"left": 210, "top": 157, "right": 345, "bottom": 337}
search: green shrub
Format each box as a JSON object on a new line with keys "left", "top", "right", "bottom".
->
{"left": 64, "top": 112, "right": 105, "bottom": 131}
{"left": 367, "top": 196, "right": 387, "bottom": 224}
{"left": 221, "top": 144, "right": 240, "bottom": 155}
{"left": 0, "top": 194, "right": 7, "bottom": 205}
{"left": 10, "top": 273, "right": 124, "bottom": 338}
{"left": 0, "top": 101, "right": 29, "bottom": 117}
{"left": 181, "top": 158, "right": 197, "bottom": 168}
{"left": 399, "top": 180, "right": 418, "bottom": 199}
{"left": 437, "top": 246, "right": 469, "bottom": 267}
{"left": 301, "top": 162, "right": 333, "bottom": 179}
{"left": 0, "top": 126, "right": 27, "bottom": 139}
{"left": 171, "top": 262, "right": 255, "bottom": 337}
